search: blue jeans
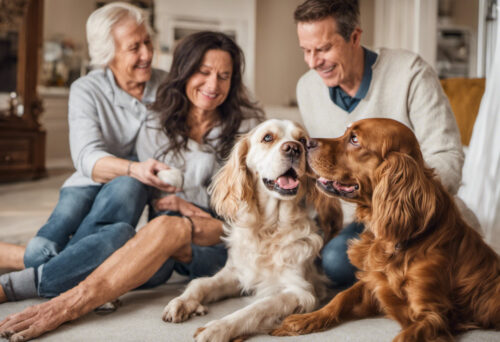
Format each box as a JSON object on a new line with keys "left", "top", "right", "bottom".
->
{"left": 23, "top": 176, "right": 149, "bottom": 298}
{"left": 321, "top": 221, "right": 364, "bottom": 288}
{"left": 139, "top": 207, "right": 228, "bottom": 289}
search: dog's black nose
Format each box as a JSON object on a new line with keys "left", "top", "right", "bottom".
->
{"left": 281, "top": 141, "right": 301, "bottom": 156}
{"left": 307, "top": 139, "right": 318, "bottom": 150}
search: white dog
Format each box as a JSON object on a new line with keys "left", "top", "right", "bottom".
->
{"left": 162, "top": 119, "right": 342, "bottom": 341}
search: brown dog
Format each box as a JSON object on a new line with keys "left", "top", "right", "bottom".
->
{"left": 273, "top": 118, "right": 500, "bottom": 341}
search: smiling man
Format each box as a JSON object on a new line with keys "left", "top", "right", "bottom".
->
{"left": 294, "top": 0, "right": 465, "bottom": 288}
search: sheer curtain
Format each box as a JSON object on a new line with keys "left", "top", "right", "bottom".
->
{"left": 458, "top": 5, "right": 500, "bottom": 253}
{"left": 373, "top": 0, "right": 437, "bottom": 67}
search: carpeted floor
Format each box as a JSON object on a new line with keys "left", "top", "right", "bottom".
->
{"left": 1, "top": 162, "right": 499, "bottom": 341}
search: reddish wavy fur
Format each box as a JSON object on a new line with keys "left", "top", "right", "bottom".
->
{"left": 273, "top": 118, "right": 500, "bottom": 341}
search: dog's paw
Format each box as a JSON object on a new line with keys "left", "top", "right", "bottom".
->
{"left": 162, "top": 297, "right": 207, "bottom": 323}
{"left": 271, "top": 312, "right": 327, "bottom": 336}
{"left": 194, "top": 320, "right": 231, "bottom": 342}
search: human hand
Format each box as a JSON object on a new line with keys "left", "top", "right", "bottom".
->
{"left": 129, "top": 158, "right": 181, "bottom": 193}
{"left": 0, "top": 295, "right": 73, "bottom": 341}
{"left": 153, "top": 195, "right": 211, "bottom": 218}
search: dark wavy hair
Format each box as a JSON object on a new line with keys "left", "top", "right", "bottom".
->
{"left": 294, "top": 0, "right": 360, "bottom": 42}
{"left": 149, "top": 31, "right": 264, "bottom": 161}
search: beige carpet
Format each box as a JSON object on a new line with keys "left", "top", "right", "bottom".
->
{"left": 1, "top": 286, "right": 499, "bottom": 341}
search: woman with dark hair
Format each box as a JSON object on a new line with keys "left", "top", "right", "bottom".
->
{"left": 152, "top": 31, "right": 259, "bottom": 161}
{"left": 0, "top": 31, "right": 263, "bottom": 341}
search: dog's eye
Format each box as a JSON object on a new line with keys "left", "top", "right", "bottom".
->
{"left": 299, "top": 137, "right": 307, "bottom": 146}
{"left": 350, "top": 134, "right": 359, "bottom": 146}
{"left": 263, "top": 134, "right": 273, "bottom": 142}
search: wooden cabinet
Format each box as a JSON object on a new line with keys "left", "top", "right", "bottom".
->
{"left": 0, "top": 0, "right": 46, "bottom": 182}
{"left": 0, "top": 119, "right": 46, "bottom": 182}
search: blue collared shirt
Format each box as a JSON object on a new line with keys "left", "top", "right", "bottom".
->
{"left": 329, "top": 48, "right": 378, "bottom": 113}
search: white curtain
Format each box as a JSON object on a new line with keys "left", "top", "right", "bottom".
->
{"left": 458, "top": 5, "right": 500, "bottom": 254}
{"left": 373, "top": 0, "right": 437, "bottom": 67}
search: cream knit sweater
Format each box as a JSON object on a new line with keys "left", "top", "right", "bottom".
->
{"left": 297, "top": 48, "right": 464, "bottom": 195}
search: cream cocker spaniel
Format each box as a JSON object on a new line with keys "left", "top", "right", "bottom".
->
{"left": 162, "top": 119, "right": 342, "bottom": 341}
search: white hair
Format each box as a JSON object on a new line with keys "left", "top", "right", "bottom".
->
{"left": 86, "top": 2, "right": 153, "bottom": 67}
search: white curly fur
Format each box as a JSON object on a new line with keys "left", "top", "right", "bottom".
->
{"left": 162, "top": 119, "right": 326, "bottom": 342}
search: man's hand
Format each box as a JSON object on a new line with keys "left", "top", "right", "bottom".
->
{"left": 0, "top": 295, "right": 75, "bottom": 341}
{"left": 153, "top": 195, "right": 211, "bottom": 218}
{"left": 129, "top": 159, "right": 181, "bottom": 193}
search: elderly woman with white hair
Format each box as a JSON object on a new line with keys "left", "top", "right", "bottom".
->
{"left": 0, "top": 2, "right": 194, "bottom": 303}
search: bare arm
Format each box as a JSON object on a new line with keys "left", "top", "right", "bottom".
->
{"left": 92, "top": 156, "right": 180, "bottom": 193}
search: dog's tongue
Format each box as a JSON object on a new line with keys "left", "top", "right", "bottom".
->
{"left": 277, "top": 176, "right": 299, "bottom": 189}
{"left": 333, "top": 181, "right": 356, "bottom": 192}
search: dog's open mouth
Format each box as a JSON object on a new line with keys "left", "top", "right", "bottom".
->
{"left": 262, "top": 168, "right": 300, "bottom": 196}
{"left": 316, "top": 177, "right": 359, "bottom": 198}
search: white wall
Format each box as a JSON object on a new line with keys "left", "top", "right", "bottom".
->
{"left": 154, "top": 0, "right": 257, "bottom": 93}
{"left": 43, "top": 0, "right": 95, "bottom": 58}
{"left": 255, "top": 0, "right": 307, "bottom": 106}
{"left": 373, "top": 0, "right": 437, "bottom": 68}
{"left": 254, "top": 0, "right": 376, "bottom": 107}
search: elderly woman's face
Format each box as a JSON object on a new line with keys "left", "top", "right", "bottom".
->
{"left": 185, "top": 49, "right": 233, "bottom": 114}
{"left": 109, "top": 18, "right": 153, "bottom": 87}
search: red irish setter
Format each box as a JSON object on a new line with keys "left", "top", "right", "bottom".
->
{"left": 273, "top": 118, "right": 500, "bottom": 341}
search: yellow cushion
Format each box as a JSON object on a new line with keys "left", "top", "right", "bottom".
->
{"left": 440, "top": 78, "right": 485, "bottom": 146}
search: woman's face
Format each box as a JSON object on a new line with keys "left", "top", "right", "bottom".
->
{"left": 109, "top": 18, "right": 153, "bottom": 88}
{"left": 185, "top": 49, "right": 233, "bottom": 115}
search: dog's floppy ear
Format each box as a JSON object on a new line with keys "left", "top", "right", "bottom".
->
{"left": 371, "top": 152, "right": 442, "bottom": 243}
{"left": 209, "top": 134, "right": 254, "bottom": 221}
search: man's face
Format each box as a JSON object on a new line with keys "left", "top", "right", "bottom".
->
{"left": 109, "top": 18, "right": 153, "bottom": 87}
{"left": 297, "top": 17, "right": 360, "bottom": 88}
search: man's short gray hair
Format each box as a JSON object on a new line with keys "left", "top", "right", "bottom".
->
{"left": 86, "top": 2, "right": 153, "bottom": 67}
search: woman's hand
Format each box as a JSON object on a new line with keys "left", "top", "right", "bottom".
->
{"left": 129, "top": 159, "right": 181, "bottom": 193}
{"left": 153, "top": 195, "right": 211, "bottom": 218}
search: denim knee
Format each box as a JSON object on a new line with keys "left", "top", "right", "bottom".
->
{"left": 94, "top": 176, "right": 149, "bottom": 225}
{"left": 104, "top": 176, "right": 148, "bottom": 203}
{"left": 24, "top": 236, "right": 60, "bottom": 269}
{"left": 138, "top": 259, "right": 176, "bottom": 289}
{"left": 175, "top": 243, "right": 228, "bottom": 280}
{"left": 321, "top": 233, "right": 358, "bottom": 287}
{"left": 99, "top": 222, "right": 137, "bottom": 253}
{"left": 36, "top": 185, "right": 100, "bottom": 247}
{"left": 37, "top": 223, "right": 136, "bottom": 298}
